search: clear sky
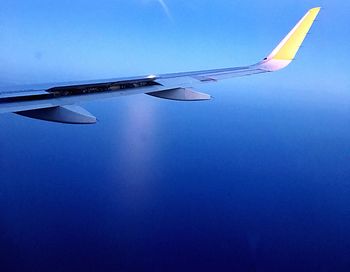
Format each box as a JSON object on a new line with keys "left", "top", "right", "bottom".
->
{"left": 0, "top": 0, "right": 349, "bottom": 94}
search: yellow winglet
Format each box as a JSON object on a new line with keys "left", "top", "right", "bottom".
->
{"left": 267, "top": 7, "right": 321, "bottom": 61}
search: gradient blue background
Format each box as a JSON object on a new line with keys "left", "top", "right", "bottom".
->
{"left": 1, "top": 1, "right": 350, "bottom": 271}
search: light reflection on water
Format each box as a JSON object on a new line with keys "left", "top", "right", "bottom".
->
{"left": 118, "top": 99, "right": 158, "bottom": 183}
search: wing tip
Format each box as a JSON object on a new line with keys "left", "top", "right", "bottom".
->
{"left": 310, "top": 7, "right": 321, "bottom": 12}
{"left": 308, "top": 7, "right": 321, "bottom": 18}
{"left": 258, "top": 7, "right": 321, "bottom": 72}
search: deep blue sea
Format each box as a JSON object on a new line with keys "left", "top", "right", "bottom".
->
{"left": 1, "top": 82, "right": 349, "bottom": 271}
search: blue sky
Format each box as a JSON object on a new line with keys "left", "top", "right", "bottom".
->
{"left": 0, "top": 0, "right": 349, "bottom": 95}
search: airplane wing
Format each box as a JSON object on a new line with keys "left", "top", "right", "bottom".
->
{"left": 0, "top": 7, "right": 321, "bottom": 124}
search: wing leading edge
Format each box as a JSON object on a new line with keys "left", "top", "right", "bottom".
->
{"left": 0, "top": 7, "right": 320, "bottom": 124}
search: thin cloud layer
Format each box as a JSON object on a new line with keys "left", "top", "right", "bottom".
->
{"left": 157, "top": 0, "right": 173, "bottom": 21}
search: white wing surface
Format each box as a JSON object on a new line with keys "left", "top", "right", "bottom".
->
{"left": 0, "top": 8, "right": 321, "bottom": 124}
